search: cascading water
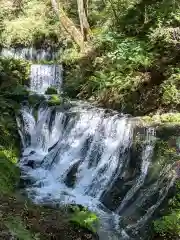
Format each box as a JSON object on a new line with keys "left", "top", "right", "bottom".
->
{"left": 30, "top": 64, "right": 62, "bottom": 94}
{"left": 17, "top": 102, "right": 177, "bottom": 240}
{"left": 0, "top": 47, "right": 60, "bottom": 61}
{"left": 16, "top": 63, "right": 178, "bottom": 239}
{"left": 1, "top": 47, "right": 63, "bottom": 94}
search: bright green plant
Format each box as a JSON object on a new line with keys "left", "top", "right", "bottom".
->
{"left": 47, "top": 95, "right": 61, "bottom": 106}
{"left": 70, "top": 206, "right": 99, "bottom": 233}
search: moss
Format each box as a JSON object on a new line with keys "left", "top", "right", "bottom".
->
{"left": 45, "top": 87, "right": 58, "bottom": 95}
{"left": 47, "top": 94, "right": 61, "bottom": 106}
{"left": 69, "top": 206, "right": 99, "bottom": 233}
{"left": 28, "top": 94, "right": 45, "bottom": 107}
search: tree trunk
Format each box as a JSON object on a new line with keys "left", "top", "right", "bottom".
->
{"left": 51, "top": 0, "right": 85, "bottom": 51}
{"left": 77, "top": 0, "right": 90, "bottom": 41}
{"left": 84, "top": 0, "right": 89, "bottom": 16}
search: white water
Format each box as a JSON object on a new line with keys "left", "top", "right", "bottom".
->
{"left": 30, "top": 64, "right": 62, "bottom": 94}
{"left": 0, "top": 47, "right": 60, "bottom": 61}
{"left": 17, "top": 102, "right": 176, "bottom": 240}
{"left": 15, "top": 63, "right": 177, "bottom": 239}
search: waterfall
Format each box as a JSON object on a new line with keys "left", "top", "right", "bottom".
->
{"left": 0, "top": 47, "right": 63, "bottom": 94}
{"left": 14, "top": 52, "right": 177, "bottom": 239}
{"left": 17, "top": 102, "right": 177, "bottom": 240}
{"left": 0, "top": 47, "right": 60, "bottom": 61}
{"left": 30, "top": 64, "right": 62, "bottom": 94}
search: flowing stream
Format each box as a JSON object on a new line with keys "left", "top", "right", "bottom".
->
{"left": 16, "top": 64, "right": 177, "bottom": 239}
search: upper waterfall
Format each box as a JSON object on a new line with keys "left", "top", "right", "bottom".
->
{"left": 17, "top": 102, "right": 177, "bottom": 240}
{"left": 0, "top": 47, "right": 63, "bottom": 94}
{"left": 0, "top": 47, "right": 60, "bottom": 61}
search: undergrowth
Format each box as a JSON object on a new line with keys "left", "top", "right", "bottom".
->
{"left": 154, "top": 181, "right": 180, "bottom": 239}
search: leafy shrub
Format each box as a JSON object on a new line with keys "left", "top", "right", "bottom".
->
{"left": 154, "top": 211, "right": 180, "bottom": 237}
{"left": 0, "top": 57, "right": 30, "bottom": 89}
{"left": 161, "top": 73, "right": 180, "bottom": 106}
{"left": 0, "top": 97, "right": 21, "bottom": 194}
{"left": 0, "top": 150, "right": 20, "bottom": 194}
{"left": 106, "top": 37, "right": 153, "bottom": 70}
{"left": 154, "top": 181, "right": 180, "bottom": 238}
{"left": 0, "top": 0, "right": 60, "bottom": 47}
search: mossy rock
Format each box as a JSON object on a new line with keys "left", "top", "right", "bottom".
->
{"left": 47, "top": 95, "right": 61, "bottom": 106}
{"left": 69, "top": 207, "right": 100, "bottom": 234}
{"left": 45, "top": 87, "right": 58, "bottom": 95}
{"left": 28, "top": 94, "right": 45, "bottom": 107}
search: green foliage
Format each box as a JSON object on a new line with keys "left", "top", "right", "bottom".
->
{"left": 141, "top": 113, "right": 180, "bottom": 125}
{"left": 106, "top": 36, "right": 153, "bottom": 70}
{"left": 0, "top": 150, "right": 19, "bottom": 194}
{"left": 154, "top": 181, "right": 180, "bottom": 238}
{"left": 47, "top": 95, "right": 61, "bottom": 106}
{"left": 62, "top": 0, "right": 180, "bottom": 115}
{"left": 0, "top": 58, "right": 27, "bottom": 195}
{"left": 0, "top": 0, "right": 60, "bottom": 47}
{"left": 0, "top": 57, "right": 30, "bottom": 89}
{"left": 28, "top": 94, "right": 45, "bottom": 107}
{"left": 45, "top": 87, "right": 58, "bottom": 95}
{"left": 70, "top": 206, "right": 99, "bottom": 233}
{"left": 0, "top": 96, "right": 20, "bottom": 194}
{"left": 161, "top": 72, "right": 180, "bottom": 106}
{"left": 154, "top": 211, "right": 180, "bottom": 237}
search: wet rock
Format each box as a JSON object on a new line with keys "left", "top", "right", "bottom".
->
{"left": 25, "top": 160, "right": 35, "bottom": 168}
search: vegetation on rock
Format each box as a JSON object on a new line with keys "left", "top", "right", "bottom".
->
{"left": 45, "top": 86, "right": 58, "bottom": 95}
{"left": 69, "top": 205, "right": 99, "bottom": 233}
{"left": 47, "top": 94, "right": 61, "bottom": 106}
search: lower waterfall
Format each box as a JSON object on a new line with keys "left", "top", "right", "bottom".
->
{"left": 16, "top": 101, "right": 177, "bottom": 240}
